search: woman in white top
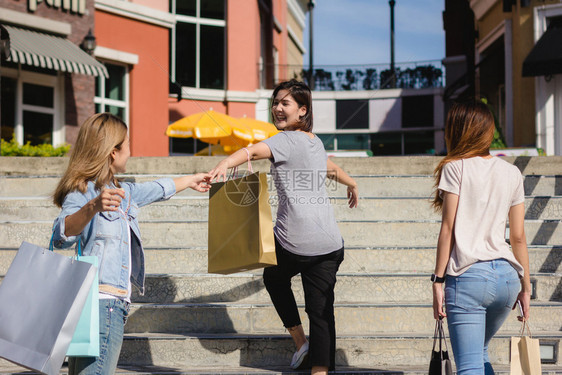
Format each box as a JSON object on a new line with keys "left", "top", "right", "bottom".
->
{"left": 431, "top": 101, "right": 531, "bottom": 375}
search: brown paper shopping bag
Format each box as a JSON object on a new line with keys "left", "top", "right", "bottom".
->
{"left": 208, "top": 171, "right": 276, "bottom": 274}
{"left": 510, "top": 321, "right": 542, "bottom": 375}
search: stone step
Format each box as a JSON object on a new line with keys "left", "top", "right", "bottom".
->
{"left": 0, "top": 362, "right": 560, "bottom": 375}
{"left": 3, "top": 155, "right": 562, "bottom": 176}
{"left": 1, "top": 246, "right": 560, "bottom": 276}
{"left": 117, "top": 332, "right": 562, "bottom": 368}
{"left": 124, "top": 302, "right": 562, "bottom": 335}
{"left": 129, "top": 273, "right": 561, "bottom": 304}
{"left": 4, "top": 196, "right": 562, "bottom": 222}
{"left": 1, "top": 174, "right": 561, "bottom": 198}
{"left": 2, "top": 220, "right": 562, "bottom": 249}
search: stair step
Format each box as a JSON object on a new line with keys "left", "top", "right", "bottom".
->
{"left": 0, "top": 246, "right": 560, "bottom": 275}
{"left": 116, "top": 333, "right": 562, "bottom": 368}
{"left": 4, "top": 196, "right": 562, "bottom": 222}
{"left": 125, "top": 302, "right": 562, "bottom": 335}
{"left": 1, "top": 363, "right": 561, "bottom": 375}
{"left": 127, "top": 273, "right": 562, "bottom": 304}
{"left": 2, "top": 221, "right": 562, "bottom": 249}
{"left": 2, "top": 174, "right": 562, "bottom": 198}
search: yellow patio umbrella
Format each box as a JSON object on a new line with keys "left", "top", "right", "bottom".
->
{"left": 165, "top": 110, "right": 253, "bottom": 146}
{"left": 237, "top": 117, "right": 280, "bottom": 141}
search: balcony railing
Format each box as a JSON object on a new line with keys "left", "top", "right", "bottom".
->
{"left": 259, "top": 60, "right": 444, "bottom": 91}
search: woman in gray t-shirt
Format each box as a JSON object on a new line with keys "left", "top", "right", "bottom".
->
{"left": 209, "top": 80, "right": 358, "bottom": 374}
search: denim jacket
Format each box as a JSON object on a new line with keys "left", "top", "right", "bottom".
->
{"left": 52, "top": 178, "right": 176, "bottom": 297}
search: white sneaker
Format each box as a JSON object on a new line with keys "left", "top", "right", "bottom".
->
{"left": 290, "top": 341, "right": 309, "bottom": 369}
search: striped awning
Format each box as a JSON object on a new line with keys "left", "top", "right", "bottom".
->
{"left": 5, "top": 25, "right": 108, "bottom": 78}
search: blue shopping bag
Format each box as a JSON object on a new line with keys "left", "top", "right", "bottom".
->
{"left": 66, "top": 253, "right": 99, "bottom": 357}
{"left": 50, "top": 238, "right": 100, "bottom": 357}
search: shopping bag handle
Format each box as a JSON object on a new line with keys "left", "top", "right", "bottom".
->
{"left": 519, "top": 319, "right": 533, "bottom": 338}
{"left": 49, "top": 231, "right": 83, "bottom": 258}
{"left": 432, "top": 317, "right": 449, "bottom": 355}
{"left": 230, "top": 147, "right": 254, "bottom": 180}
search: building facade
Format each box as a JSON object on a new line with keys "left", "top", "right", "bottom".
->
{"left": 0, "top": 0, "right": 309, "bottom": 156}
{"left": 443, "top": 0, "right": 562, "bottom": 155}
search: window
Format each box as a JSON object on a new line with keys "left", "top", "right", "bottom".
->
{"left": 1, "top": 77, "right": 16, "bottom": 141}
{"left": 169, "top": 137, "right": 207, "bottom": 155}
{"left": 318, "top": 133, "right": 370, "bottom": 151}
{"left": 94, "top": 63, "right": 128, "bottom": 122}
{"left": 336, "top": 100, "right": 369, "bottom": 129}
{"left": 170, "top": 0, "right": 225, "bottom": 90}
{"left": 0, "top": 69, "right": 61, "bottom": 146}
{"left": 402, "top": 95, "right": 434, "bottom": 128}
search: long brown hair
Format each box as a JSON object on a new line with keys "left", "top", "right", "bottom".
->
{"left": 53, "top": 113, "right": 128, "bottom": 207}
{"left": 432, "top": 101, "right": 495, "bottom": 211}
{"left": 271, "top": 79, "right": 313, "bottom": 132}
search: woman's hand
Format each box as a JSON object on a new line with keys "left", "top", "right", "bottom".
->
{"left": 513, "top": 291, "right": 531, "bottom": 321}
{"left": 189, "top": 173, "right": 212, "bottom": 192}
{"left": 93, "top": 188, "right": 125, "bottom": 213}
{"left": 432, "top": 282, "right": 446, "bottom": 320}
{"left": 209, "top": 159, "right": 230, "bottom": 183}
{"left": 347, "top": 185, "right": 358, "bottom": 208}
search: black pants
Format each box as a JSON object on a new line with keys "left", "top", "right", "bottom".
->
{"left": 263, "top": 237, "right": 344, "bottom": 370}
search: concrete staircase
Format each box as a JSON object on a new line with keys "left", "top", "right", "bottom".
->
{"left": 0, "top": 156, "right": 561, "bottom": 374}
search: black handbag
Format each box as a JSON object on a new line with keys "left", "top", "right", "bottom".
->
{"left": 429, "top": 317, "right": 453, "bottom": 375}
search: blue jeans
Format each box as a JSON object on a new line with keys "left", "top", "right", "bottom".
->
{"left": 445, "top": 259, "right": 520, "bottom": 375}
{"left": 68, "top": 299, "right": 130, "bottom": 375}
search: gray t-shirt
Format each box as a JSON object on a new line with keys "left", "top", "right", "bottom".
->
{"left": 262, "top": 131, "right": 343, "bottom": 256}
{"left": 438, "top": 156, "right": 525, "bottom": 277}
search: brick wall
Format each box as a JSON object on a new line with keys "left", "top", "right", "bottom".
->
{"left": 1, "top": 0, "right": 96, "bottom": 142}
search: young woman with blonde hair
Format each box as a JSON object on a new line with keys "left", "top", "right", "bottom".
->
{"left": 431, "top": 101, "right": 531, "bottom": 375}
{"left": 52, "top": 113, "right": 210, "bottom": 374}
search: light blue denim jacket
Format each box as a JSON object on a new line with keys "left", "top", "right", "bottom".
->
{"left": 52, "top": 178, "right": 176, "bottom": 297}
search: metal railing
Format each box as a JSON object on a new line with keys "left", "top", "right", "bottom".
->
{"left": 259, "top": 60, "right": 444, "bottom": 91}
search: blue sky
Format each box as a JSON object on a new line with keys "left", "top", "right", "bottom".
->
{"left": 302, "top": 0, "right": 445, "bottom": 66}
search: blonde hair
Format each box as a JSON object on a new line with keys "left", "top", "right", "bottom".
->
{"left": 432, "top": 101, "right": 495, "bottom": 211}
{"left": 53, "top": 113, "right": 128, "bottom": 207}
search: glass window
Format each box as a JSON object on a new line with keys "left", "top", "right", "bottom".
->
{"left": 175, "top": 0, "right": 196, "bottom": 16}
{"left": 371, "top": 133, "right": 402, "bottom": 156}
{"left": 1, "top": 77, "right": 16, "bottom": 140}
{"left": 95, "top": 62, "right": 128, "bottom": 123}
{"left": 23, "top": 83, "right": 54, "bottom": 108}
{"left": 201, "top": 0, "right": 225, "bottom": 19}
{"left": 337, "top": 134, "right": 370, "bottom": 150}
{"left": 23, "top": 111, "right": 53, "bottom": 145}
{"left": 171, "top": 0, "right": 226, "bottom": 90}
{"left": 336, "top": 100, "right": 369, "bottom": 129}
{"left": 175, "top": 22, "right": 196, "bottom": 87}
{"left": 105, "top": 64, "right": 126, "bottom": 101}
{"left": 169, "top": 137, "right": 207, "bottom": 155}
{"left": 200, "top": 24, "right": 224, "bottom": 89}
{"left": 317, "top": 134, "right": 335, "bottom": 150}
{"left": 402, "top": 95, "right": 434, "bottom": 128}
{"left": 404, "top": 131, "right": 434, "bottom": 154}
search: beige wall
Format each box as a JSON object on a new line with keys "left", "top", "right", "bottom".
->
{"left": 511, "top": 3, "right": 536, "bottom": 146}
{"left": 475, "top": 0, "right": 544, "bottom": 147}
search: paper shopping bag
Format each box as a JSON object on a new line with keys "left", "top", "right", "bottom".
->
{"left": 66, "top": 255, "right": 99, "bottom": 357}
{"left": 510, "top": 326, "right": 542, "bottom": 375}
{"left": 208, "top": 171, "right": 276, "bottom": 274}
{"left": 0, "top": 242, "right": 96, "bottom": 375}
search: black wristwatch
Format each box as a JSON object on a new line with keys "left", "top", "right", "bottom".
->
{"left": 431, "top": 274, "right": 446, "bottom": 283}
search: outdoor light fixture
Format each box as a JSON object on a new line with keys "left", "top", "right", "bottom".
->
{"left": 80, "top": 29, "right": 96, "bottom": 55}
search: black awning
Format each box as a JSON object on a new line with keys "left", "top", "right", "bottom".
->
{"left": 522, "top": 18, "right": 562, "bottom": 77}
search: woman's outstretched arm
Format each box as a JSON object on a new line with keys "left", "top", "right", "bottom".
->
{"left": 209, "top": 142, "right": 272, "bottom": 182}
